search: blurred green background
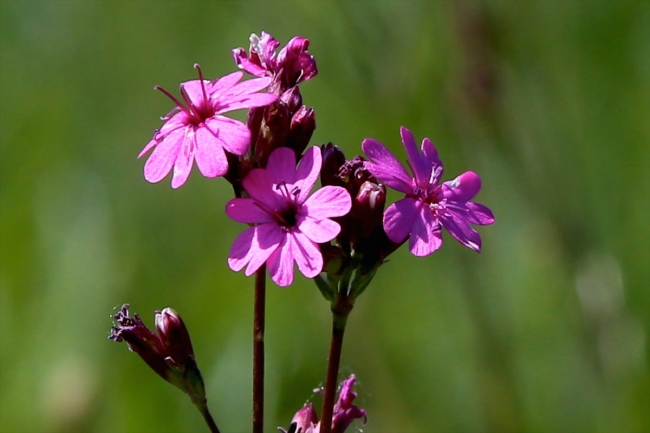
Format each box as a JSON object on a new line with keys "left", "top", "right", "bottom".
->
{"left": 1, "top": 1, "right": 648, "bottom": 432}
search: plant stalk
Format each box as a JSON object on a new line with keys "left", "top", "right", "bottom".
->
{"left": 253, "top": 264, "right": 267, "bottom": 433}
{"left": 320, "top": 309, "right": 349, "bottom": 433}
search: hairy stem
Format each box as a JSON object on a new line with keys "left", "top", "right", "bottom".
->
{"left": 253, "top": 264, "right": 267, "bottom": 433}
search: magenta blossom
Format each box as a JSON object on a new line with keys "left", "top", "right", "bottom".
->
{"left": 283, "top": 375, "right": 367, "bottom": 433}
{"left": 362, "top": 127, "right": 495, "bottom": 256}
{"left": 139, "top": 65, "right": 278, "bottom": 188}
{"left": 232, "top": 32, "right": 317, "bottom": 91}
{"left": 226, "top": 146, "right": 351, "bottom": 287}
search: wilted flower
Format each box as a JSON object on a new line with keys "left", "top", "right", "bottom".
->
{"left": 226, "top": 146, "right": 351, "bottom": 286}
{"left": 139, "top": 65, "right": 278, "bottom": 188}
{"left": 362, "top": 126, "right": 495, "bottom": 256}
{"left": 109, "top": 304, "right": 206, "bottom": 404}
{"left": 232, "top": 32, "right": 318, "bottom": 92}
{"left": 280, "top": 375, "right": 367, "bottom": 433}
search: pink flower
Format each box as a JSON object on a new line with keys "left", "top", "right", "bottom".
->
{"left": 232, "top": 32, "right": 317, "bottom": 91}
{"left": 282, "top": 375, "right": 367, "bottom": 433}
{"left": 138, "top": 65, "right": 278, "bottom": 188}
{"left": 362, "top": 127, "right": 495, "bottom": 256}
{"left": 226, "top": 146, "right": 351, "bottom": 287}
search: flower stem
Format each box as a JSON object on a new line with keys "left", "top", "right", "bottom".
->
{"left": 320, "top": 306, "right": 350, "bottom": 433}
{"left": 253, "top": 264, "right": 267, "bottom": 433}
{"left": 196, "top": 402, "right": 221, "bottom": 433}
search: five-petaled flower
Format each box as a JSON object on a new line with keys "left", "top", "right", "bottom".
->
{"left": 226, "top": 146, "right": 351, "bottom": 287}
{"left": 362, "top": 126, "right": 495, "bottom": 256}
{"left": 139, "top": 65, "right": 278, "bottom": 188}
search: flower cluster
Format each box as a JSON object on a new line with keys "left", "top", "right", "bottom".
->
{"left": 117, "top": 30, "right": 496, "bottom": 433}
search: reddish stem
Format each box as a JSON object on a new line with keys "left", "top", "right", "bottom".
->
{"left": 320, "top": 301, "right": 351, "bottom": 433}
{"left": 253, "top": 264, "right": 267, "bottom": 433}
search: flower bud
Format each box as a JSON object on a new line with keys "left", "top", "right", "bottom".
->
{"left": 320, "top": 143, "right": 347, "bottom": 189}
{"left": 287, "top": 106, "right": 315, "bottom": 157}
{"left": 280, "top": 86, "right": 303, "bottom": 113}
{"left": 109, "top": 304, "right": 206, "bottom": 404}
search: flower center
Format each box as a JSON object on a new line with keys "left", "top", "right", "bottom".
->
{"left": 154, "top": 64, "right": 215, "bottom": 127}
{"left": 274, "top": 181, "right": 300, "bottom": 228}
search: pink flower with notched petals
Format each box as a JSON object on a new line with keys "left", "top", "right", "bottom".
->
{"left": 226, "top": 146, "right": 351, "bottom": 287}
{"left": 139, "top": 65, "right": 278, "bottom": 188}
{"left": 362, "top": 127, "right": 495, "bottom": 256}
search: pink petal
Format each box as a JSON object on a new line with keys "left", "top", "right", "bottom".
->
{"left": 400, "top": 126, "right": 429, "bottom": 186}
{"left": 157, "top": 111, "right": 186, "bottom": 137}
{"left": 421, "top": 137, "right": 443, "bottom": 183}
{"left": 443, "top": 171, "right": 482, "bottom": 202}
{"left": 205, "top": 116, "right": 250, "bottom": 156}
{"left": 294, "top": 146, "right": 321, "bottom": 203}
{"left": 383, "top": 197, "right": 420, "bottom": 243}
{"left": 242, "top": 168, "right": 278, "bottom": 208}
{"left": 440, "top": 213, "right": 482, "bottom": 252}
{"left": 267, "top": 236, "right": 294, "bottom": 287}
{"left": 180, "top": 80, "right": 211, "bottom": 106}
{"left": 143, "top": 127, "right": 184, "bottom": 183}
{"left": 228, "top": 227, "right": 256, "bottom": 272}
{"left": 195, "top": 126, "right": 229, "bottom": 178}
{"left": 291, "top": 230, "right": 323, "bottom": 278}
{"left": 226, "top": 198, "right": 274, "bottom": 224}
{"left": 170, "top": 129, "right": 195, "bottom": 189}
{"left": 223, "top": 76, "right": 273, "bottom": 98}
{"left": 297, "top": 215, "right": 341, "bottom": 243}
{"left": 301, "top": 186, "right": 351, "bottom": 219}
{"left": 244, "top": 224, "right": 284, "bottom": 276}
{"left": 218, "top": 93, "right": 278, "bottom": 112}
{"left": 139, "top": 137, "right": 158, "bottom": 158}
{"left": 209, "top": 71, "right": 244, "bottom": 94}
{"left": 267, "top": 147, "right": 297, "bottom": 185}
{"left": 409, "top": 207, "right": 442, "bottom": 256}
{"left": 465, "top": 202, "right": 495, "bottom": 225}
{"left": 361, "top": 138, "right": 412, "bottom": 194}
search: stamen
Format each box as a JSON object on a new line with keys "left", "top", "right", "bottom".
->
{"left": 179, "top": 85, "right": 196, "bottom": 119}
{"left": 193, "top": 64, "right": 209, "bottom": 106}
{"left": 154, "top": 86, "right": 192, "bottom": 117}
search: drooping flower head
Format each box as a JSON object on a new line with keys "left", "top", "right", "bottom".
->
{"left": 109, "top": 305, "right": 207, "bottom": 404}
{"left": 139, "top": 64, "right": 278, "bottom": 188}
{"left": 281, "top": 375, "right": 367, "bottom": 433}
{"left": 232, "top": 32, "right": 318, "bottom": 92}
{"left": 226, "top": 146, "right": 351, "bottom": 287}
{"left": 362, "top": 127, "right": 495, "bottom": 256}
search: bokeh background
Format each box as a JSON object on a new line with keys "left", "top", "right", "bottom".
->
{"left": 1, "top": 1, "right": 648, "bottom": 432}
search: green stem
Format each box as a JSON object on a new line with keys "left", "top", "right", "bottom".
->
{"left": 198, "top": 403, "right": 221, "bottom": 433}
{"left": 253, "top": 264, "right": 266, "bottom": 433}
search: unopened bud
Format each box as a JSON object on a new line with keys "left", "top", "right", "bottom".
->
{"left": 287, "top": 106, "right": 315, "bottom": 156}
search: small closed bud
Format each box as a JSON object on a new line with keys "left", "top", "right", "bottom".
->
{"left": 253, "top": 101, "right": 291, "bottom": 167}
{"left": 320, "top": 143, "right": 347, "bottom": 188}
{"left": 287, "top": 106, "right": 316, "bottom": 156}
{"left": 155, "top": 307, "right": 195, "bottom": 370}
{"left": 280, "top": 86, "right": 303, "bottom": 113}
